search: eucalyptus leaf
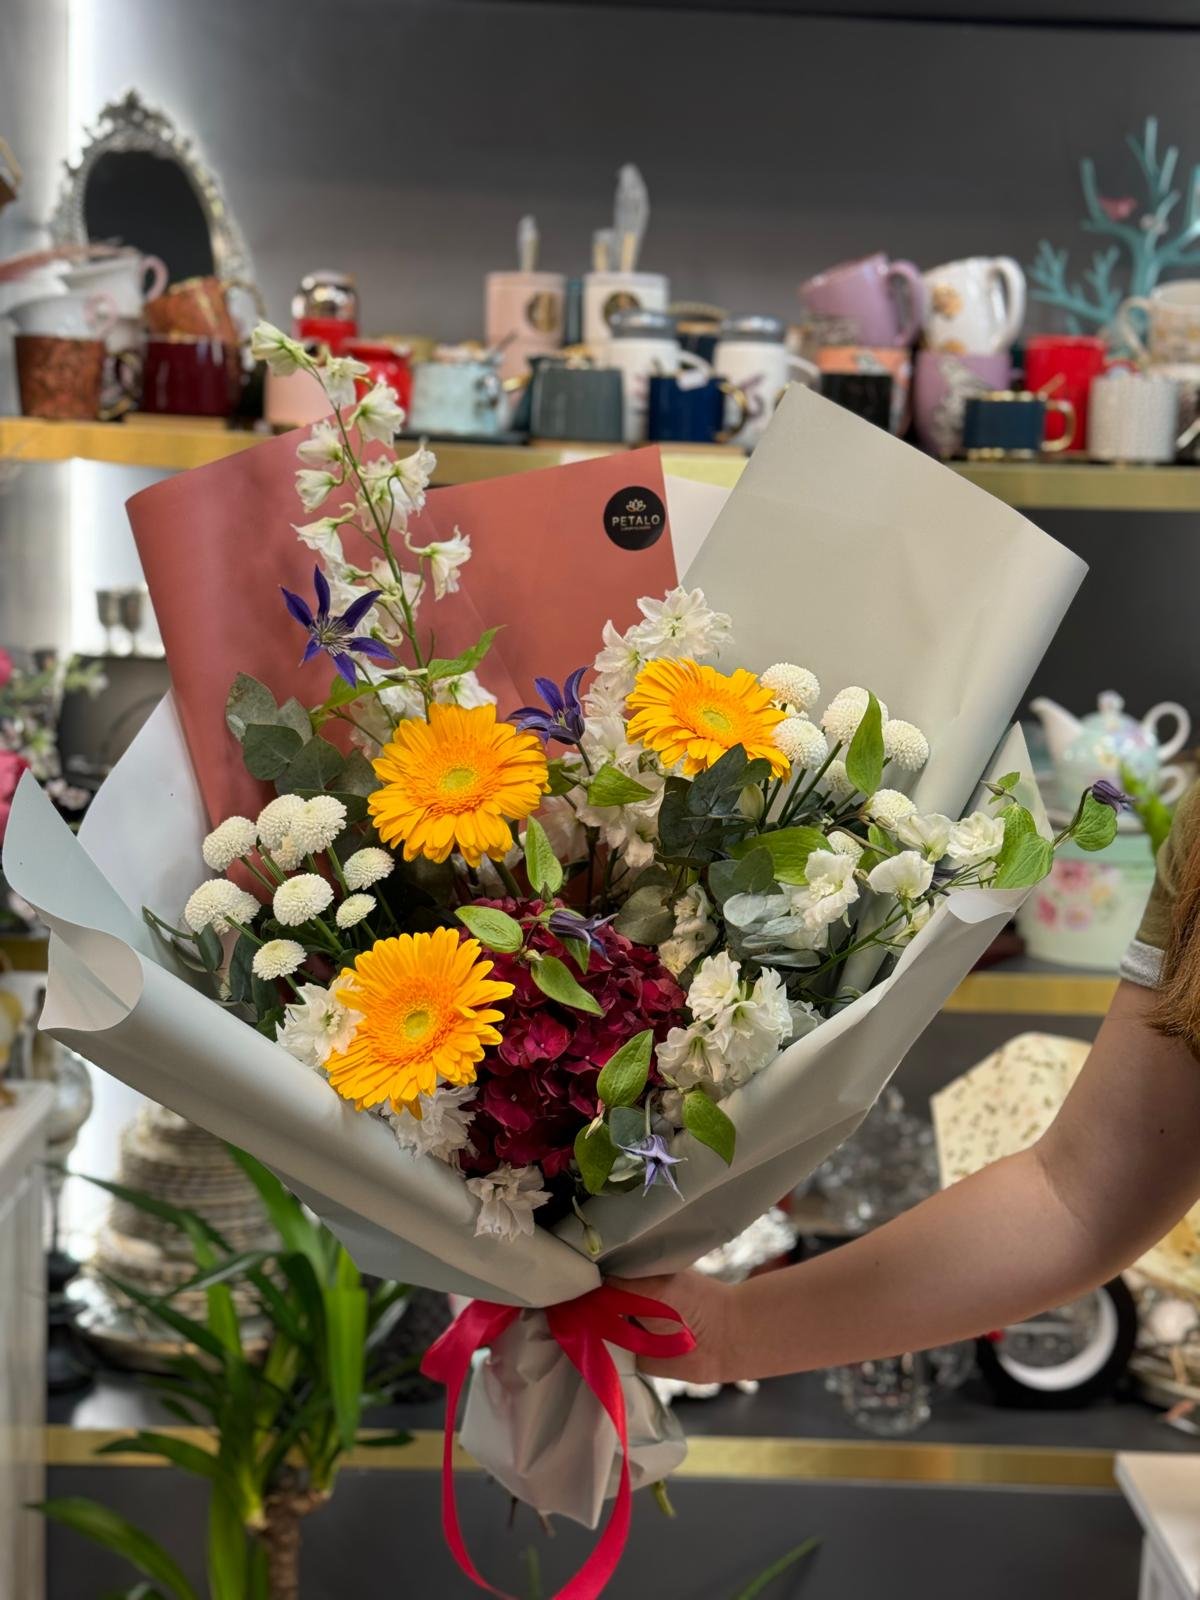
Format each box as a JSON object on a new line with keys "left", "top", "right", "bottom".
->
{"left": 276, "top": 697, "right": 313, "bottom": 741}
{"left": 225, "top": 674, "right": 279, "bottom": 743}
{"left": 596, "top": 1029, "right": 654, "bottom": 1107}
{"left": 844, "top": 691, "right": 884, "bottom": 798}
{"left": 708, "top": 847, "right": 776, "bottom": 907}
{"left": 338, "top": 750, "right": 379, "bottom": 798}
{"left": 608, "top": 1105, "right": 647, "bottom": 1149}
{"left": 242, "top": 722, "right": 305, "bottom": 781}
{"left": 279, "top": 736, "right": 346, "bottom": 795}
{"left": 531, "top": 953, "right": 602, "bottom": 1014}
{"left": 613, "top": 884, "right": 675, "bottom": 945}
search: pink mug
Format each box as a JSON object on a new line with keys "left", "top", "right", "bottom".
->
{"left": 800, "top": 253, "right": 925, "bottom": 347}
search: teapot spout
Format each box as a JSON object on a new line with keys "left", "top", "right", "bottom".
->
{"left": 1029, "top": 696, "right": 1083, "bottom": 765}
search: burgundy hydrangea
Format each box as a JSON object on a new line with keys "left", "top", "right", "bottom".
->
{"left": 462, "top": 899, "right": 686, "bottom": 1182}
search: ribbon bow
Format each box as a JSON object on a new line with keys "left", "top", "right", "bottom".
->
{"left": 421, "top": 1284, "right": 695, "bottom": 1600}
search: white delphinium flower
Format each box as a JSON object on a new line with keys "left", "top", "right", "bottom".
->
{"left": 250, "top": 321, "right": 307, "bottom": 376}
{"left": 201, "top": 815, "right": 257, "bottom": 872}
{"left": 866, "top": 789, "right": 918, "bottom": 830}
{"left": 184, "top": 880, "right": 260, "bottom": 935}
{"left": 822, "top": 758, "right": 856, "bottom": 802}
{"left": 366, "top": 559, "right": 423, "bottom": 636}
{"left": 467, "top": 1164, "right": 551, "bottom": 1240}
{"left": 536, "top": 794, "right": 588, "bottom": 865}
{"left": 252, "top": 939, "right": 307, "bottom": 981}
{"left": 591, "top": 620, "right": 645, "bottom": 697}
{"left": 630, "top": 587, "right": 732, "bottom": 662}
{"left": 388, "top": 1085, "right": 477, "bottom": 1163}
{"left": 895, "top": 811, "right": 953, "bottom": 860}
{"left": 293, "top": 516, "right": 348, "bottom": 567}
{"left": 435, "top": 671, "right": 497, "bottom": 709}
{"left": 867, "top": 850, "right": 934, "bottom": 901}
{"left": 343, "top": 847, "right": 395, "bottom": 891}
{"left": 761, "top": 663, "right": 820, "bottom": 713}
{"left": 335, "top": 893, "right": 375, "bottom": 929}
{"left": 257, "top": 794, "right": 308, "bottom": 851}
{"left": 273, "top": 874, "right": 334, "bottom": 927}
{"left": 276, "top": 981, "right": 362, "bottom": 1068}
{"left": 820, "top": 687, "right": 888, "bottom": 745}
{"left": 392, "top": 446, "right": 436, "bottom": 515}
{"left": 659, "top": 883, "right": 717, "bottom": 977}
{"left": 295, "top": 419, "right": 343, "bottom": 468}
{"left": 791, "top": 849, "right": 860, "bottom": 932}
{"left": 295, "top": 468, "right": 340, "bottom": 513}
{"left": 320, "top": 351, "right": 370, "bottom": 410}
{"left": 774, "top": 715, "right": 828, "bottom": 768}
{"left": 288, "top": 795, "right": 347, "bottom": 855}
{"left": 827, "top": 829, "right": 863, "bottom": 862}
{"left": 685, "top": 950, "right": 744, "bottom": 1023}
{"left": 945, "top": 811, "right": 1005, "bottom": 870}
{"left": 883, "top": 719, "right": 930, "bottom": 772}
{"left": 405, "top": 527, "right": 471, "bottom": 601}
{"left": 352, "top": 379, "right": 406, "bottom": 444}
{"left": 378, "top": 679, "right": 426, "bottom": 725}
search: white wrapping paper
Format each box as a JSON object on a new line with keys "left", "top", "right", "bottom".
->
{"left": 4, "top": 390, "right": 1086, "bottom": 1526}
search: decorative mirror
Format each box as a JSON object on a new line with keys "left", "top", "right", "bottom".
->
{"left": 51, "top": 89, "right": 255, "bottom": 290}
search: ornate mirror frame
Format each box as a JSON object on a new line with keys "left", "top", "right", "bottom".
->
{"left": 51, "top": 89, "right": 255, "bottom": 285}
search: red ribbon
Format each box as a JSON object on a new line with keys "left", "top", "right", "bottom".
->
{"left": 420, "top": 1284, "right": 695, "bottom": 1600}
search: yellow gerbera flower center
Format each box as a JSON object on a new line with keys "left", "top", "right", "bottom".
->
{"left": 368, "top": 702, "right": 550, "bottom": 867}
{"left": 325, "top": 927, "right": 513, "bottom": 1113}
{"left": 625, "top": 657, "right": 789, "bottom": 779}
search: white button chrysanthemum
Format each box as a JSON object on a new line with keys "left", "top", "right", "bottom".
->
{"left": 289, "top": 795, "right": 347, "bottom": 855}
{"left": 257, "top": 794, "right": 307, "bottom": 850}
{"left": 251, "top": 939, "right": 307, "bottom": 980}
{"left": 866, "top": 788, "right": 919, "bottom": 830}
{"left": 774, "top": 715, "right": 828, "bottom": 767}
{"left": 201, "top": 816, "right": 258, "bottom": 872}
{"left": 335, "top": 893, "right": 375, "bottom": 929}
{"left": 883, "top": 719, "right": 931, "bottom": 772}
{"left": 827, "top": 829, "right": 864, "bottom": 861}
{"left": 820, "top": 687, "right": 888, "bottom": 745}
{"left": 184, "top": 879, "right": 260, "bottom": 935}
{"left": 273, "top": 874, "right": 334, "bottom": 927}
{"left": 761, "top": 663, "right": 820, "bottom": 713}
{"left": 273, "top": 837, "right": 306, "bottom": 872}
{"left": 343, "top": 847, "right": 395, "bottom": 891}
{"left": 822, "top": 758, "right": 856, "bottom": 802}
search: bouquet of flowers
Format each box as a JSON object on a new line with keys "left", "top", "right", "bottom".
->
{"left": 6, "top": 337, "right": 1094, "bottom": 1598}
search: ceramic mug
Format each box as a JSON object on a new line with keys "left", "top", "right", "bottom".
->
{"left": 646, "top": 374, "right": 748, "bottom": 445}
{"left": 961, "top": 390, "right": 1076, "bottom": 458}
{"left": 582, "top": 271, "right": 670, "bottom": 355}
{"left": 409, "top": 357, "right": 504, "bottom": 437}
{"left": 1154, "top": 361, "right": 1200, "bottom": 457}
{"left": 145, "top": 275, "right": 259, "bottom": 345}
{"left": 1023, "top": 335, "right": 1115, "bottom": 454}
{"left": 608, "top": 308, "right": 710, "bottom": 444}
{"left": 485, "top": 271, "right": 565, "bottom": 383}
{"left": 343, "top": 338, "right": 413, "bottom": 414}
{"left": 140, "top": 335, "right": 239, "bottom": 417}
{"left": 15, "top": 333, "right": 105, "bottom": 419}
{"left": 529, "top": 362, "right": 623, "bottom": 443}
{"left": 1087, "top": 369, "right": 1182, "bottom": 463}
{"left": 921, "top": 256, "right": 1026, "bottom": 355}
{"left": 816, "top": 346, "right": 912, "bottom": 435}
{"left": 714, "top": 316, "right": 819, "bottom": 449}
{"left": 820, "top": 370, "right": 893, "bottom": 431}
{"left": 7, "top": 289, "right": 117, "bottom": 341}
{"left": 912, "top": 349, "right": 1012, "bottom": 458}
{"left": 1116, "top": 281, "right": 1200, "bottom": 365}
{"left": 799, "top": 253, "right": 925, "bottom": 347}
{"left": 61, "top": 250, "right": 168, "bottom": 318}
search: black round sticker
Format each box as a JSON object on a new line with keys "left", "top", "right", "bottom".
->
{"left": 602, "top": 486, "right": 667, "bottom": 551}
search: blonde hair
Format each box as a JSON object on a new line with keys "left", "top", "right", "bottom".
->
{"left": 1153, "top": 821, "right": 1200, "bottom": 1050}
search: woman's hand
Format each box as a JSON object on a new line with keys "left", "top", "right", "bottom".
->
{"left": 606, "top": 1270, "right": 742, "bottom": 1384}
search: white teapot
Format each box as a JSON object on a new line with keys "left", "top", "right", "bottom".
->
{"left": 1030, "top": 690, "right": 1190, "bottom": 814}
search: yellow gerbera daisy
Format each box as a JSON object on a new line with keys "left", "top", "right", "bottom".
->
{"left": 325, "top": 928, "right": 513, "bottom": 1112}
{"left": 625, "top": 657, "right": 789, "bottom": 778}
{"left": 368, "top": 703, "right": 549, "bottom": 867}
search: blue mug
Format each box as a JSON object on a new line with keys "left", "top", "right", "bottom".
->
{"left": 646, "top": 374, "right": 746, "bottom": 445}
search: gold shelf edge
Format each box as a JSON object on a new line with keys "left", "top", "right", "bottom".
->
{"left": 43, "top": 1426, "right": 1118, "bottom": 1487}
{"left": 944, "top": 972, "right": 1117, "bottom": 1017}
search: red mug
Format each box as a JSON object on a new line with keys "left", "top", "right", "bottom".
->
{"left": 344, "top": 338, "right": 412, "bottom": 414}
{"left": 296, "top": 314, "right": 359, "bottom": 354}
{"left": 139, "top": 334, "right": 239, "bottom": 417}
{"left": 1023, "top": 335, "right": 1118, "bottom": 453}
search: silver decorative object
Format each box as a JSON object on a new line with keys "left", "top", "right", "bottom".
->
{"left": 812, "top": 1087, "right": 939, "bottom": 1235}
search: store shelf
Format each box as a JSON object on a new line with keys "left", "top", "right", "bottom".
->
{"left": 944, "top": 962, "right": 1117, "bottom": 1017}
{"left": 7, "top": 416, "right": 1200, "bottom": 508}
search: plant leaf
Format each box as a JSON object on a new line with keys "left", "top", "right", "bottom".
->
{"left": 730, "top": 825, "right": 827, "bottom": 886}
{"left": 707, "top": 847, "right": 776, "bottom": 908}
{"left": 325, "top": 1283, "right": 369, "bottom": 1450}
{"left": 276, "top": 697, "right": 313, "bottom": 741}
{"left": 207, "top": 1484, "right": 250, "bottom": 1600}
{"left": 586, "top": 763, "right": 654, "bottom": 807}
{"left": 523, "top": 816, "right": 563, "bottom": 898}
{"left": 36, "top": 1499, "right": 201, "bottom": 1600}
{"left": 560, "top": 935, "right": 591, "bottom": 974}
{"left": 1072, "top": 792, "right": 1119, "bottom": 852}
{"left": 455, "top": 905, "right": 525, "bottom": 953}
{"left": 597, "top": 1029, "right": 654, "bottom": 1108}
{"left": 613, "top": 884, "right": 675, "bottom": 945}
{"left": 338, "top": 750, "right": 379, "bottom": 798}
{"left": 225, "top": 674, "right": 279, "bottom": 743}
{"left": 424, "top": 626, "right": 500, "bottom": 683}
{"left": 95, "top": 1432, "right": 219, "bottom": 1481}
{"left": 278, "top": 735, "right": 346, "bottom": 795}
{"left": 844, "top": 691, "right": 884, "bottom": 798}
{"left": 682, "top": 1090, "right": 736, "bottom": 1165}
{"left": 545, "top": 758, "right": 581, "bottom": 798}
{"left": 991, "top": 803, "right": 1053, "bottom": 888}
{"left": 241, "top": 722, "right": 305, "bottom": 782}
{"left": 530, "top": 953, "right": 602, "bottom": 1014}
{"left": 574, "top": 1122, "right": 618, "bottom": 1194}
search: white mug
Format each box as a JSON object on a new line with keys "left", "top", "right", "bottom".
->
{"left": 607, "top": 310, "right": 710, "bottom": 443}
{"left": 485, "top": 271, "right": 565, "bottom": 383}
{"left": 409, "top": 356, "right": 504, "bottom": 437}
{"left": 582, "top": 271, "right": 669, "bottom": 356}
{"left": 922, "top": 256, "right": 1026, "bottom": 354}
{"left": 62, "top": 250, "right": 168, "bottom": 319}
{"left": 1087, "top": 369, "right": 1181, "bottom": 463}
{"left": 714, "top": 316, "right": 819, "bottom": 449}
{"left": 1117, "top": 281, "right": 1200, "bottom": 365}
{"left": 7, "top": 290, "right": 118, "bottom": 341}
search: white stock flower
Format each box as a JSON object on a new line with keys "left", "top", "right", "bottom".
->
{"left": 867, "top": 850, "right": 934, "bottom": 901}
{"left": 467, "top": 1164, "right": 551, "bottom": 1240}
{"left": 184, "top": 880, "right": 260, "bottom": 935}
{"left": 883, "top": 719, "right": 930, "bottom": 772}
{"left": 273, "top": 874, "right": 334, "bottom": 926}
{"left": 945, "top": 811, "right": 1005, "bottom": 869}
{"left": 793, "top": 849, "right": 860, "bottom": 931}
{"left": 250, "top": 321, "right": 307, "bottom": 376}
{"left": 335, "top": 893, "right": 375, "bottom": 929}
{"left": 827, "top": 829, "right": 863, "bottom": 861}
{"left": 659, "top": 883, "right": 717, "bottom": 976}
{"left": 292, "top": 517, "right": 347, "bottom": 567}
{"left": 630, "top": 587, "right": 732, "bottom": 662}
{"left": 257, "top": 794, "right": 307, "bottom": 851}
{"left": 671, "top": 968, "right": 793, "bottom": 1095}
{"left": 252, "top": 939, "right": 307, "bottom": 980}
{"left": 276, "top": 981, "right": 362, "bottom": 1068}
{"left": 295, "top": 420, "right": 343, "bottom": 467}
{"left": 760, "top": 663, "right": 820, "bottom": 712}
{"left": 656, "top": 1023, "right": 726, "bottom": 1094}
{"left": 343, "top": 847, "right": 395, "bottom": 891}
{"left": 435, "top": 671, "right": 496, "bottom": 709}
{"left": 295, "top": 468, "right": 340, "bottom": 512}
{"left": 201, "top": 816, "right": 257, "bottom": 871}
{"left": 592, "top": 620, "right": 645, "bottom": 694}
{"left": 820, "top": 687, "right": 888, "bottom": 745}
{"left": 288, "top": 795, "right": 347, "bottom": 854}
{"left": 774, "top": 715, "right": 828, "bottom": 767}
{"left": 574, "top": 767, "right": 664, "bottom": 869}
{"left": 866, "top": 789, "right": 918, "bottom": 830}
{"left": 685, "top": 950, "right": 744, "bottom": 1022}
{"left": 896, "top": 812, "right": 953, "bottom": 859}
{"left": 407, "top": 528, "right": 471, "bottom": 601}
{"left": 352, "top": 380, "right": 406, "bottom": 444}
{"left": 320, "top": 352, "right": 370, "bottom": 410}
{"left": 388, "top": 1085, "right": 477, "bottom": 1163}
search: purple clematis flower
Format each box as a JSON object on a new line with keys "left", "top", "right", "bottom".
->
{"left": 511, "top": 667, "right": 587, "bottom": 746}
{"left": 547, "top": 906, "right": 611, "bottom": 959}
{"left": 616, "top": 1131, "right": 684, "bottom": 1197}
{"left": 1090, "top": 779, "right": 1131, "bottom": 813}
{"left": 280, "top": 567, "right": 394, "bottom": 687}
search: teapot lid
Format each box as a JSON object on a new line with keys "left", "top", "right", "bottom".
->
{"left": 609, "top": 307, "right": 676, "bottom": 339}
{"left": 719, "top": 313, "right": 785, "bottom": 343}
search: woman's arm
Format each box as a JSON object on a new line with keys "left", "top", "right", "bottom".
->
{"left": 619, "top": 981, "right": 1200, "bottom": 1383}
